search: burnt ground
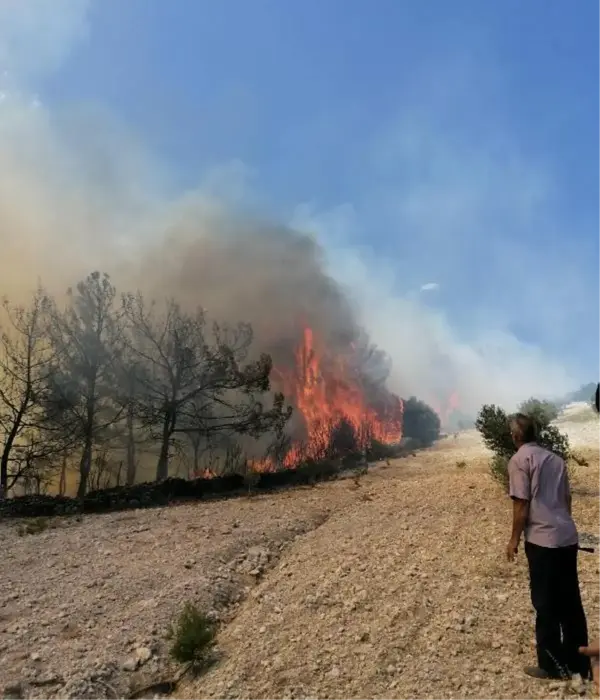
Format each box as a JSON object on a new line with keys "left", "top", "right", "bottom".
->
{"left": 1, "top": 419, "right": 598, "bottom": 700}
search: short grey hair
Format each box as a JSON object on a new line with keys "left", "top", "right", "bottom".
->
{"left": 509, "top": 413, "right": 537, "bottom": 444}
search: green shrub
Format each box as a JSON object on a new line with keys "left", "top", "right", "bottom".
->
{"left": 489, "top": 454, "right": 510, "bottom": 490}
{"left": 474, "top": 405, "right": 515, "bottom": 459}
{"left": 518, "top": 397, "right": 559, "bottom": 426}
{"left": 475, "top": 403, "right": 571, "bottom": 490}
{"left": 16, "top": 517, "right": 51, "bottom": 536}
{"left": 366, "top": 439, "right": 401, "bottom": 462}
{"left": 403, "top": 397, "right": 441, "bottom": 447}
{"left": 169, "top": 603, "right": 216, "bottom": 667}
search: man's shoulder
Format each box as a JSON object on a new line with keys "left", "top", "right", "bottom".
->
{"left": 521, "top": 443, "right": 566, "bottom": 470}
{"left": 510, "top": 446, "right": 531, "bottom": 468}
{"left": 524, "top": 442, "right": 561, "bottom": 458}
{"left": 519, "top": 442, "right": 549, "bottom": 458}
{"left": 511, "top": 443, "right": 553, "bottom": 471}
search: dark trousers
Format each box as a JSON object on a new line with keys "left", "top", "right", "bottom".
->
{"left": 525, "top": 541, "right": 591, "bottom": 678}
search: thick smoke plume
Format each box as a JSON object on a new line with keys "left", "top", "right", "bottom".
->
{"left": 0, "top": 0, "right": 581, "bottom": 425}
{"left": 128, "top": 215, "right": 401, "bottom": 444}
{"left": 134, "top": 215, "right": 358, "bottom": 357}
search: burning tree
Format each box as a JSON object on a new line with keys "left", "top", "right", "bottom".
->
{"left": 122, "top": 293, "right": 291, "bottom": 481}
{"left": 262, "top": 325, "right": 404, "bottom": 469}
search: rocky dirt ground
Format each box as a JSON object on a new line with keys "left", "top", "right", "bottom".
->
{"left": 0, "top": 416, "right": 598, "bottom": 700}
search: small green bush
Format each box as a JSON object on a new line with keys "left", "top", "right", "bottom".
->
{"left": 169, "top": 603, "right": 216, "bottom": 667}
{"left": 475, "top": 403, "right": 571, "bottom": 491}
{"left": 489, "top": 454, "right": 510, "bottom": 490}
{"left": 16, "top": 517, "right": 51, "bottom": 536}
{"left": 366, "top": 439, "right": 401, "bottom": 462}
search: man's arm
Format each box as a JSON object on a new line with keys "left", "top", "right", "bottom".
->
{"left": 507, "top": 455, "right": 530, "bottom": 561}
{"left": 510, "top": 498, "right": 530, "bottom": 543}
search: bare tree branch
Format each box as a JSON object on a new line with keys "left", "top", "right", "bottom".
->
{"left": 122, "top": 293, "right": 291, "bottom": 481}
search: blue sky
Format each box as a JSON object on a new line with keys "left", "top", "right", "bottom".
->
{"left": 0, "top": 0, "right": 597, "bottom": 409}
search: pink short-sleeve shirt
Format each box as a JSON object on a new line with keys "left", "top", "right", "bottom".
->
{"left": 507, "top": 442, "right": 578, "bottom": 548}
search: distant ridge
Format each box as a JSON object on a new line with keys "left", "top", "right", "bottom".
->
{"left": 556, "top": 381, "right": 597, "bottom": 407}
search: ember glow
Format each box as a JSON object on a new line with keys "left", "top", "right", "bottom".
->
{"left": 260, "top": 326, "right": 403, "bottom": 470}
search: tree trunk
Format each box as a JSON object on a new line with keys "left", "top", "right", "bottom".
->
{"left": 155, "top": 414, "right": 172, "bottom": 482}
{"left": 193, "top": 441, "right": 200, "bottom": 479}
{"left": 126, "top": 405, "right": 136, "bottom": 486}
{"left": 59, "top": 451, "right": 67, "bottom": 496}
{"left": 0, "top": 446, "right": 9, "bottom": 497}
{"left": 77, "top": 436, "right": 93, "bottom": 499}
{"left": 0, "top": 398, "right": 29, "bottom": 495}
{"left": 77, "top": 386, "right": 97, "bottom": 499}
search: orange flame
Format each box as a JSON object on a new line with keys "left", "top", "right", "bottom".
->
{"left": 256, "top": 326, "right": 403, "bottom": 471}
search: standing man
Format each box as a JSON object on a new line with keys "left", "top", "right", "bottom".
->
{"left": 506, "top": 413, "right": 591, "bottom": 681}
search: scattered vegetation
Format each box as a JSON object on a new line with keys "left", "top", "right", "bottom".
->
{"left": 455, "top": 460, "right": 467, "bottom": 469}
{"left": 475, "top": 402, "right": 571, "bottom": 490}
{"left": 571, "top": 451, "right": 589, "bottom": 467}
{"left": 15, "top": 516, "right": 52, "bottom": 536}
{"left": 0, "top": 461, "right": 348, "bottom": 518}
{"left": 366, "top": 439, "right": 402, "bottom": 462}
{"left": 169, "top": 603, "right": 216, "bottom": 668}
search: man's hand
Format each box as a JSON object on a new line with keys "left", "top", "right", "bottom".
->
{"left": 506, "top": 538, "right": 519, "bottom": 562}
{"left": 580, "top": 640, "right": 599, "bottom": 656}
{"left": 579, "top": 639, "right": 600, "bottom": 691}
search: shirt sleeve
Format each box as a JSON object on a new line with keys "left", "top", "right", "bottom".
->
{"left": 508, "top": 454, "right": 530, "bottom": 501}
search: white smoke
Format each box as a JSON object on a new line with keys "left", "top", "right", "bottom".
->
{"left": 0, "top": 0, "right": 586, "bottom": 419}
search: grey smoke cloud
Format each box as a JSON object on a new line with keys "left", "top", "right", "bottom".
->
{"left": 0, "top": 0, "right": 584, "bottom": 421}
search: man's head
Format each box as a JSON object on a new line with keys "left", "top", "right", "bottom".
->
{"left": 509, "top": 413, "right": 538, "bottom": 448}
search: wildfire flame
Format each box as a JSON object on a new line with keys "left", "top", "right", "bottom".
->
{"left": 430, "top": 391, "right": 460, "bottom": 430}
{"left": 256, "top": 326, "right": 403, "bottom": 471}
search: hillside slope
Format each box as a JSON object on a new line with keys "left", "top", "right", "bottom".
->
{"left": 1, "top": 419, "right": 597, "bottom": 699}
{"left": 179, "top": 430, "right": 599, "bottom": 700}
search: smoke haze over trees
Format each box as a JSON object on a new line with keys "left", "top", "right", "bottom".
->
{"left": 0, "top": 273, "right": 295, "bottom": 496}
{"left": 0, "top": 0, "right": 591, "bottom": 459}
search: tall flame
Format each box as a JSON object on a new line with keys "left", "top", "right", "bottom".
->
{"left": 263, "top": 326, "right": 403, "bottom": 470}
